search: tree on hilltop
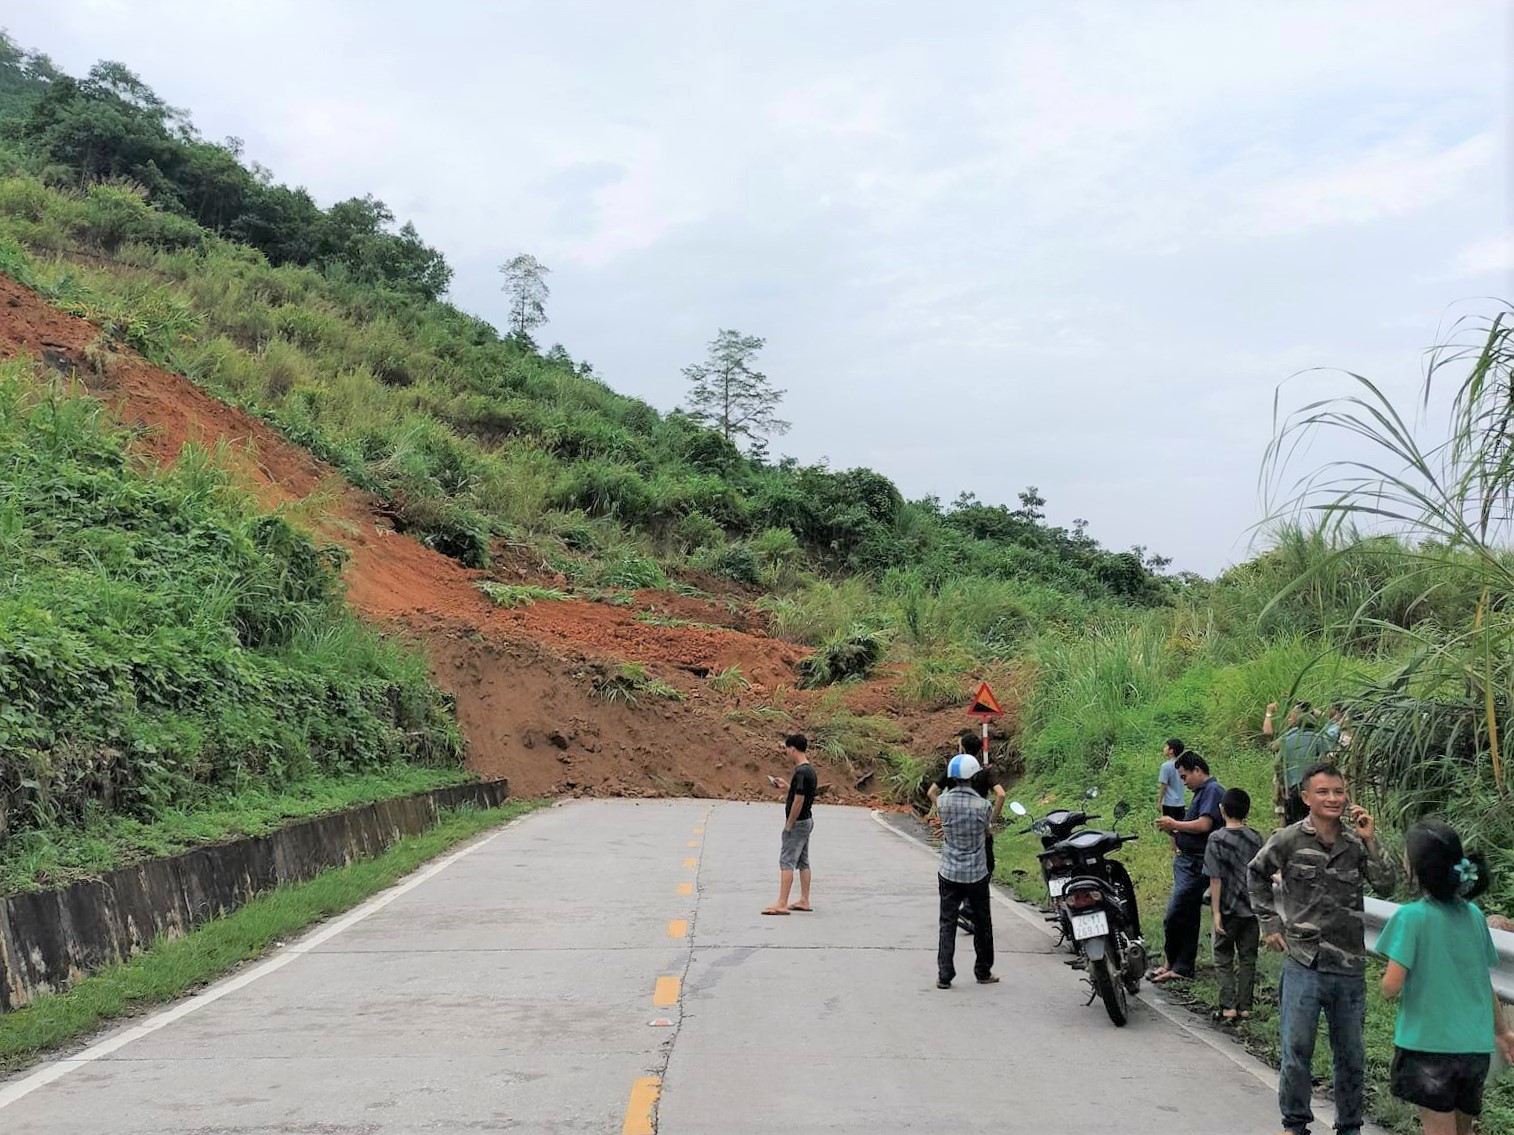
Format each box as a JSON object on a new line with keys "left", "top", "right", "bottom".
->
{"left": 499, "top": 253, "right": 551, "bottom": 341}
{"left": 682, "top": 329, "right": 789, "bottom": 454}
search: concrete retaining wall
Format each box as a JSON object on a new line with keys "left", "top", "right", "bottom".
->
{"left": 0, "top": 778, "right": 509, "bottom": 1012}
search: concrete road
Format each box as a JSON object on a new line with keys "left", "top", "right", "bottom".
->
{"left": 0, "top": 801, "right": 1333, "bottom": 1133}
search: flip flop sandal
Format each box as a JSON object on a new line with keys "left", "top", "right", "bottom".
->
{"left": 761, "top": 907, "right": 790, "bottom": 916}
{"left": 790, "top": 904, "right": 813, "bottom": 912}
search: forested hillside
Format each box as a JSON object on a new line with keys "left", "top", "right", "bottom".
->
{"left": 0, "top": 34, "right": 1167, "bottom": 609}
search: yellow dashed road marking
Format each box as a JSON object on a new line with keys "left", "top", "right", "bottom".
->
{"left": 687, "top": 840, "right": 699, "bottom": 848}
{"left": 653, "top": 975, "right": 681, "bottom": 1006}
{"left": 668, "top": 919, "right": 689, "bottom": 938}
{"left": 693, "top": 827, "right": 704, "bottom": 835}
{"left": 677, "top": 882, "right": 693, "bottom": 896}
{"left": 622, "top": 1076, "right": 661, "bottom": 1135}
{"left": 684, "top": 857, "right": 697, "bottom": 867}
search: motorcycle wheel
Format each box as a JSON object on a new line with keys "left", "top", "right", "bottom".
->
{"left": 1093, "top": 950, "right": 1129, "bottom": 1027}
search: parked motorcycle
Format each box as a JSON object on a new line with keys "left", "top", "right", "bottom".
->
{"left": 1008, "top": 788, "right": 1100, "bottom": 944}
{"left": 1053, "top": 801, "right": 1147, "bottom": 1026}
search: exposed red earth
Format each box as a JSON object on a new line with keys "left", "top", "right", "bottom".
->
{"left": 0, "top": 273, "right": 1011, "bottom": 801}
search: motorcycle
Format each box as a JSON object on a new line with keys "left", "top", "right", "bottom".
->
{"left": 1008, "top": 787, "right": 1101, "bottom": 944}
{"left": 1053, "top": 800, "right": 1147, "bottom": 1026}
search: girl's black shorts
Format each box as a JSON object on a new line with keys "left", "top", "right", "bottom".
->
{"left": 1390, "top": 1048, "right": 1491, "bottom": 1116}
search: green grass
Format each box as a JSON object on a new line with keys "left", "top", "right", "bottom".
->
{"left": 708, "top": 665, "right": 752, "bottom": 695}
{"left": 0, "top": 360, "right": 463, "bottom": 846}
{"left": 0, "top": 798, "right": 545, "bottom": 1074}
{"left": 476, "top": 581, "right": 570, "bottom": 608}
{"left": 0, "top": 765, "right": 474, "bottom": 895}
{"left": 588, "top": 662, "right": 683, "bottom": 706}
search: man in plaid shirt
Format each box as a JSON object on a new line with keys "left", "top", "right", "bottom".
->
{"left": 934, "top": 753, "right": 1003, "bottom": 989}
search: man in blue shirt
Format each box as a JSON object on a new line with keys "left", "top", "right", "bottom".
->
{"left": 1150, "top": 752, "right": 1225, "bottom": 983}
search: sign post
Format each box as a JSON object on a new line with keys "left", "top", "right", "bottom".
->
{"left": 964, "top": 681, "right": 1004, "bottom": 766}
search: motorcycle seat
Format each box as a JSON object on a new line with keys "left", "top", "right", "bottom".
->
{"left": 1055, "top": 829, "right": 1124, "bottom": 855}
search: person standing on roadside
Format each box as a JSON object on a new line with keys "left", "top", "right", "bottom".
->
{"left": 762, "top": 734, "right": 817, "bottom": 916}
{"left": 1204, "top": 787, "right": 1263, "bottom": 1022}
{"left": 1263, "top": 701, "right": 1326, "bottom": 825}
{"left": 1378, "top": 820, "right": 1514, "bottom": 1135}
{"left": 933, "top": 752, "right": 999, "bottom": 989}
{"left": 1156, "top": 738, "right": 1187, "bottom": 822}
{"left": 1150, "top": 753, "right": 1225, "bottom": 984}
{"left": 1249, "top": 762, "right": 1396, "bottom": 1135}
{"left": 928, "top": 734, "right": 1000, "bottom": 874}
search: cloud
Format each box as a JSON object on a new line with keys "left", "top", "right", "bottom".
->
{"left": 1447, "top": 235, "right": 1514, "bottom": 280}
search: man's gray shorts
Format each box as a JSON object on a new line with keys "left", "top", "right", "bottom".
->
{"left": 779, "top": 818, "right": 813, "bottom": 870}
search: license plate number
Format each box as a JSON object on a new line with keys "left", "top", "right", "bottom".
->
{"left": 1071, "top": 911, "right": 1109, "bottom": 939}
{"left": 1047, "top": 876, "right": 1070, "bottom": 898}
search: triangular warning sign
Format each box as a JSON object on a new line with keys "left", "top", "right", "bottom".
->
{"left": 966, "top": 680, "right": 1003, "bottom": 719}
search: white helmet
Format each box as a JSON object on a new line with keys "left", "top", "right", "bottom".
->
{"left": 947, "top": 754, "right": 982, "bottom": 780}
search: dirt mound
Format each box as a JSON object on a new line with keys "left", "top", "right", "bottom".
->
{"left": 0, "top": 273, "right": 882, "bottom": 801}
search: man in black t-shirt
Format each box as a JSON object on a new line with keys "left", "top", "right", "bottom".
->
{"left": 763, "top": 734, "right": 817, "bottom": 915}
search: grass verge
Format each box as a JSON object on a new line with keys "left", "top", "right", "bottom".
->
{"left": 0, "top": 798, "right": 545, "bottom": 1074}
{"left": 1, "top": 765, "right": 477, "bottom": 896}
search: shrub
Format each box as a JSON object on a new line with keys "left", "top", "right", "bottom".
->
{"left": 595, "top": 548, "right": 666, "bottom": 590}
{"left": 700, "top": 542, "right": 761, "bottom": 586}
{"left": 672, "top": 511, "right": 724, "bottom": 554}
{"left": 797, "top": 628, "right": 889, "bottom": 689}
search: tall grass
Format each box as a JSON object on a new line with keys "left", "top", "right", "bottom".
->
{"left": 1264, "top": 307, "right": 1514, "bottom": 906}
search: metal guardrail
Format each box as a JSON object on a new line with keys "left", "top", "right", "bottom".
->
{"left": 1362, "top": 897, "right": 1514, "bottom": 1002}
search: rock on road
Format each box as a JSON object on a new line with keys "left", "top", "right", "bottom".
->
{"left": 0, "top": 800, "right": 1319, "bottom": 1133}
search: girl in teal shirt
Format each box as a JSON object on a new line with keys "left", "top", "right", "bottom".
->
{"left": 1378, "top": 820, "right": 1514, "bottom": 1135}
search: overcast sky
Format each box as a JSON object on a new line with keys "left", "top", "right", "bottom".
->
{"left": 8, "top": 1, "right": 1510, "bottom": 573}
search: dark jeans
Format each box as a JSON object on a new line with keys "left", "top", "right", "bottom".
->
{"left": 1279, "top": 960, "right": 1366, "bottom": 1135}
{"left": 1214, "top": 913, "right": 1259, "bottom": 1011}
{"left": 1163, "top": 852, "right": 1207, "bottom": 976}
{"left": 958, "top": 837, "right": 995, "bottom": 931}
{"left": 938, "top": 874, "right": 993, "bottom": 983}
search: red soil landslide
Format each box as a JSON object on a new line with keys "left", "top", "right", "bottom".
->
{"left": 0, "top": 273, "right": 873, "bottom": 800}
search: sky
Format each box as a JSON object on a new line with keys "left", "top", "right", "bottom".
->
{"left": 7, "top": 0, "right": 1510, "bottom": 574}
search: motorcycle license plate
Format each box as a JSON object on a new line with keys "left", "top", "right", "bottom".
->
{"left": 1071, "top": 911, "right": 1109, "bottom": 940}
{"left": 1047, "top": 876, "right": 1070, "bottom": 898}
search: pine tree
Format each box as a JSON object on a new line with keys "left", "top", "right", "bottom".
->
{"left": 682, "top": 329, "right": 789, "bottom": 452}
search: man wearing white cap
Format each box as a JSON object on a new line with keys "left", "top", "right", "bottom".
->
{"left": 933, "top": 748, "right": 1002, "bottom": 989}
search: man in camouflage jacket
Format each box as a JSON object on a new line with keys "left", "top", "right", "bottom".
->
{"left": 1248, "top": 761, "right": 1395, "bottom": 1135}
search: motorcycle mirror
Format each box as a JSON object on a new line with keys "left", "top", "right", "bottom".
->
{"left": 1008, "top": 801, "right": 1028, "bottom": 816}
{"left": 1113, "top": 801, "right": 1130, "bottom": 821}
{"left": 1084, "top": 786, "right": 1100, "bottom": 800}
{"left": 1030, "top": 819, "right": 1050, "bottom": 835}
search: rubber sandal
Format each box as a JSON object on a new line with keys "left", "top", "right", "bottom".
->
{"left": 790, "top": 904, "right": 813, "bottom": 912}
{"left": 761, "top": 907, "right": 790, "bottom": 915}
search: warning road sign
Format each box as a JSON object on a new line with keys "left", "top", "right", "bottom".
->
{"left": 966, "top": 681, "right": 1003, "bottom": 719}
